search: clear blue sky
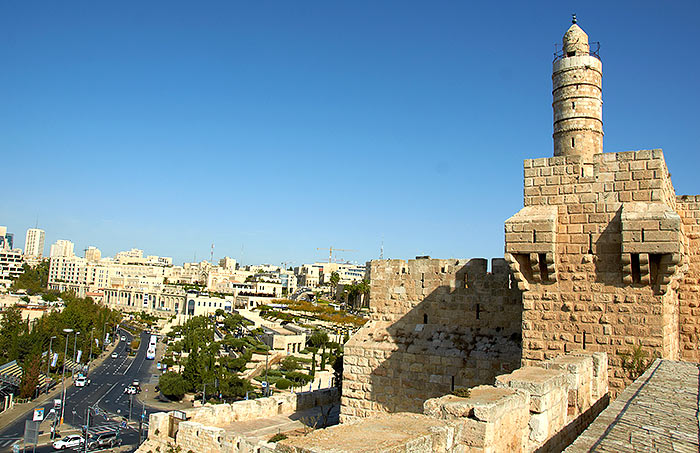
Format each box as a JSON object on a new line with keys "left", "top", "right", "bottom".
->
{"left": 2, "top": 1, "right": 698, "bottom": 266}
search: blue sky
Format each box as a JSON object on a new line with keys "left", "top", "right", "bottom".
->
{"left": 2, "top": 1, "right": 698, "bottom": 266}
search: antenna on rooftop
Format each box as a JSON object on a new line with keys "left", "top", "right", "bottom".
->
{"left": 210, "top": 243, "right": 214, "bottom": 264}
{"left": 380, "top": 238, "right": 384, "bottom": 260}
{"left": 572, "top": 13, "right": 577, "bottom": 24}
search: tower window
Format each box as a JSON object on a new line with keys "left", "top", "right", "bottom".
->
{"left": 572, "top": 101, "right": 576, "bottom": 110}
{"left": 572, "top": 137, "right": 576, "bottom": 148}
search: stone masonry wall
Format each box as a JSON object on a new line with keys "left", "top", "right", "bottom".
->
{"left": 675, "top": 195, "right": 700, "bottom": 362}
{"left": 341, "top": 257, "right": 522, "bottom": 421}
{"left": 279, "top": 351, "right": 608, "bottom": 453}
{"left": 138, "top": 388, "right": 339, "bottom": 453}
{"left": 507, "top": 149, "right": 688, "bottom": 394}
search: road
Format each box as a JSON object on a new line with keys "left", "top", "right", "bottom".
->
{"left": 0, "top": 328, "right": 161, "bottom": 453}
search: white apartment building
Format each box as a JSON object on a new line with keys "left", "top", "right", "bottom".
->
{"left": 48, "top": 255, "right": 170, "bottom": 297}
{"left": 295, "top": 262, "right": 366, "bottom": 287}
{"left": 114, "top": 248, "right": 172, "bottom": 266}
{"left": 0, "top": 249, "right": 23, "bottom": 287}
{"left": 50, "top": 240, "right": 75, "bottom": 258}
{"left": 85, "top": 246, "right": 101, "bottom": 262}
{"left": 24, "top": 228, "right": 45, "bottom": 258}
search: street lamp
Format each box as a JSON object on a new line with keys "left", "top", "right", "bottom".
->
{"left": 60, "top": 328, "right": 74, "bottom": 427}
{"left": 72, "top": 332, "right": 81, "bottom": 378}
{"left": 45, "top": 336, "right": 56, "bottom": 394}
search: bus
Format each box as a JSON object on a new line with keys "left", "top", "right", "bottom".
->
{"left": 149, "top": 335, "right": 157, "bottom": 347}
{"left": 146, "top": 345, "right": 156, "bottom": 360}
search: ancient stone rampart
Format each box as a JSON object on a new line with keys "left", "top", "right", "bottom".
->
{"left": 278, "top": 351, "right": 608, "bottom": 453}
{"left": 675, "top": 195, "right": 700, "bottom": 362}
{"left": 506, "top": 149, "right": 689, "bottom": 392}
{"left": 340, "top": 257, "right": 522, "bottom": 421}
{"left": 137, "top": 388, "right": 338, "bottom": 453}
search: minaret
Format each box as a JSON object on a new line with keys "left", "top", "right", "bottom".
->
{"left": 552, "top": 16, "right": 603, "bottom": 161}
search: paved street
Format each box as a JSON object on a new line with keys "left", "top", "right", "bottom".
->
{"left": 0, "top": 328, "right": 161, "bottom": 453}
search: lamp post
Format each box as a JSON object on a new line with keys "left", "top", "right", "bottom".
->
{"left": 88, "top": 328, "right": 94, "bottom": 374}
{"left": 72, "top": 332, "right": 80, "bottom": 378}
{"left": 102, "top": 321, "right": 107, "bottom": 351}
{"left": 45, "top": 336, "right": 56, "bottom": 394}
{"left": 60, "top": 328, "right": 73, "bottom": 426}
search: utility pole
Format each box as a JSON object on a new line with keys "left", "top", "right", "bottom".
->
{"left": 138, "top": 406, "right": 145, "bottom": 445}
{"left": 128, "top": 394, "right": 133, "bottom": 421}
{"left": 83, "top": 408, "right": 90, "bottom": 453}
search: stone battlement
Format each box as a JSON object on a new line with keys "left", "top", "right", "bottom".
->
{"left": 341, "top": 257, "right": 522, "bottom": 420}
{"left": 280, "top": 351, "right": 608, "bottom": 453}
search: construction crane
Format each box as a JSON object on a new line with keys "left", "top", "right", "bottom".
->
{"left": 316, "top": 246, "right": 357, "bottom": 263}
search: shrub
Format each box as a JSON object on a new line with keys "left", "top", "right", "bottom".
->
{"left": 275, "top": 378, "right": 293, "bottom": 390}
{"left": 269, "top": 433, "right": 287, "bottom": 443}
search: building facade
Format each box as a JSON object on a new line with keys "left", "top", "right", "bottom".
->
{"left": 24, "top": 228, "right": 45, "bottom": 258}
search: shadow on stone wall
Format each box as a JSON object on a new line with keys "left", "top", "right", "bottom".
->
{"left": 344, "top": 258, "right": 522, "bottom": 417}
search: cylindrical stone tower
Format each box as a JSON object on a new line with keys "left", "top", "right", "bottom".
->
{"left": 552, "top": 20, "right": 603, "bottom": 161}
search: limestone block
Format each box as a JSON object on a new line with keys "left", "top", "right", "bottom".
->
{"left": 495, "top": 366, "right": 567, "bottom": 414}
{"left": 542, "top": 354, "right": 593, "bottom": 416}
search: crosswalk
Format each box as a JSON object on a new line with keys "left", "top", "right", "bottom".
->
{"left": 0, "top": 437, "right": 19, "bottom": 449}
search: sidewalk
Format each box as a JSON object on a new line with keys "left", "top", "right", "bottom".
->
{"left": 0, "top": 341, "right": 119, "bottom": 431}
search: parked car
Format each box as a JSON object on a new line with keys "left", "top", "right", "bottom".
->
{"left": 111, "top": 352, "right": 118, "bottom": 359}
{"left": 86, "top": 431, "right": 121, "bottom": 450}
{"left": 75, "top": 375, "right": 90, "bottom": 387}
{"left": 53, "top": 434, "right": 83, "bottom": 450}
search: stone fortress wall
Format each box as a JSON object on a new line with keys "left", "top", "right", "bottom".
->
{"left": 281, "top": 351, "right": 608, "bottom": 453}
{"left": 341, "top": 257, "right": 522, "bottom": 420}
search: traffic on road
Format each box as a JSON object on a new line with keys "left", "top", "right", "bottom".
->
{"left": 0, "top": 328, "right": 161, "bottom": 453}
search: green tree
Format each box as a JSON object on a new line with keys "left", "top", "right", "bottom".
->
{"left": 309, "top": 330, "right": 329, "bottom": 373}
{"left": 19, "top": 354, "right": 41, "bottom": 399}
{"left": 10, "top": 261, "right": 50, "bottom": 295}
{"left": 159, "top": 372, "right": 188, "bottom": 400}
{"left": 329, "top": 272, "right": 340, "bottom": 298}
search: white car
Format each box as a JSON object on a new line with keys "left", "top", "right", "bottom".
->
{"left": 53, "top": 434, "right": 83, "bottom": 450}
{"left": 121, "top": 335, "right": 126, "bottom": 341}
{"left": 124, "top": 385, "right": 138, "bottom": 395}
{"left": 74, "top": 376, "right": 90, "bottom": 387}
{"left": 111, "top": 352, "right": 118, "bottom": 359}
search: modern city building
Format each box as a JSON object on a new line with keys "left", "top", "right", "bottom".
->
{"left": 84, "top": 246, "right": 101, "bottom": 262}
{"left": 49, "top": 240, "right": 75, "bottom": 258}
{"left": 24, "top": 228, "right": 45, "bottom": 258}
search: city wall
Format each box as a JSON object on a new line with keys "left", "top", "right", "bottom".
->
{"left": 341, "top": 257, "right": 522, "bottom": 421}
{"left": 278, "top": 351, "right": 608, "bottom": 453}
{"left": 137, "top": 388, "right": 338, "bottom": 453}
